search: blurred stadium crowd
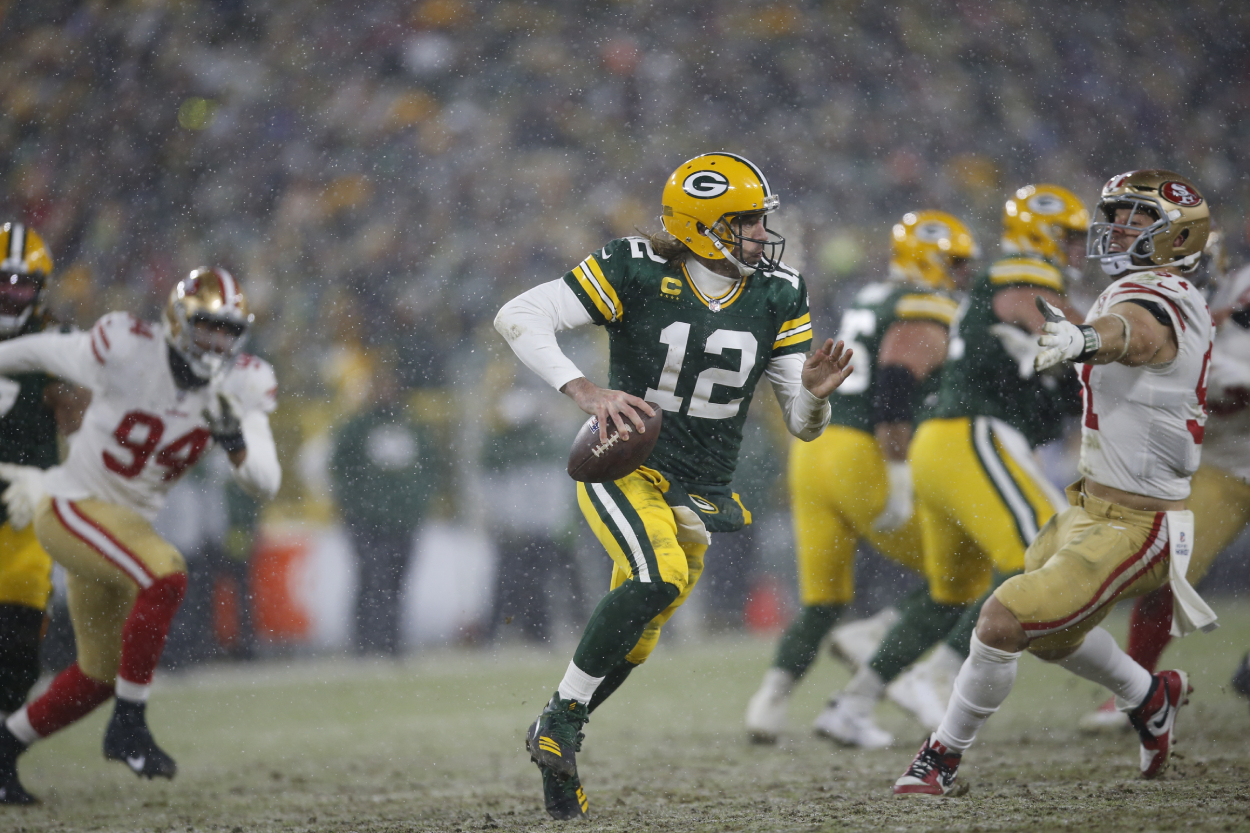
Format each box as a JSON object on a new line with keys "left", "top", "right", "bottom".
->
{"left": 3, "top": 0, "right": 1250, "bottom": 650}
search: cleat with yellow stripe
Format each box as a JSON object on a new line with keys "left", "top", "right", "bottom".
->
{"left": 525, "top": 693, "right": 587, "bottom": 779}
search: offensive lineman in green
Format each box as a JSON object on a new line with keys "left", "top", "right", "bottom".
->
{"left": 495, "top": 153, "right": 853, "bottom": 820}
{"left": 0, "top": 223, "right": 87, "bottom": 724}
{"left": 744, "top": 211, "right": 976, "bottom": 744}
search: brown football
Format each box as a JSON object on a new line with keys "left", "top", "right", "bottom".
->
{"left": 567, "top": 402, "right": 663, "bottom": 483}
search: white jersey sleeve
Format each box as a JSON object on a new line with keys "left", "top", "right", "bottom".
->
{"left": 0, "top": 325, "right": 106, "bottom": 391}
{"left": 219, "top": 354, "right": 281, "bottom": 500}
{"left": 1077, "top": 272, "right": 1214, "bottom": 500}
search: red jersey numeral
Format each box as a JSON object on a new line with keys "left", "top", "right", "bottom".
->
{"left": 1187, "top": 342, "right": 1212, "bottom": 444}
{"left": 103, "top": 411, "right": 212, "bottom": 480}
{"left": 1080, "top": 363, "right": 1098, "bottom": 430}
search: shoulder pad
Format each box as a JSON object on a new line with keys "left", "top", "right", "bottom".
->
{"left": 988, "top": 257, "right": 1064, "bottom": 292}
{"left": 895, "top": 292, "right": 960, "bottom": 325}
{"left": 222, "top": 354, "right": 278, "bottom": 414}
{"left": 89, "top": 312, "right": 157, "bottom": 366}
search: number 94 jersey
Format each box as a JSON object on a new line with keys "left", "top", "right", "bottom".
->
{"left": 0, "top": 312, "right": 278, "bottom": 520}
{"left": 563, "top": 236, "right": 812, "bottom": 488}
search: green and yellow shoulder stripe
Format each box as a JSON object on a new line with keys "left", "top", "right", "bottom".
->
{"left": 987, "top": 255, "right": 1065, "bottom": 293}
{"left": 893, "top": 291, "right": 960, "bottom": 327}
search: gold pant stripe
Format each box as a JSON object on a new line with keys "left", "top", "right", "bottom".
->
{"left": 52, "top": 498, "right": 154, "bottom": 588}
{"left": 1022, "top": 513, "right": 1168, "bottom": 638}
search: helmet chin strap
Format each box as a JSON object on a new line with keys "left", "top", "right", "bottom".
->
{"left": 702, "top": 228, "right": 757, "bottom": 277}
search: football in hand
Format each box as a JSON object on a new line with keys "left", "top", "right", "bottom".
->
{"left": 567, "top": 403, "right": 662, "bottom": 483}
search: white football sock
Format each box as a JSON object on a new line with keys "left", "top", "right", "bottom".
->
{"left": 933, "top": 633, "right": 1022, "bottom": 754}
{"left": 1051, "top": 626, "right": 1152, "bottom": 711}
{"left": 843, "top": 664, "right": 886, "bottom": 702}
{"left": 760, "top": 667, "right": 796, "bottom": 697}
{"left": 5, "top": 706, "right": 40, "bottom": 746}
{"left": 920, "top": 642, "right": 965, "bottom": 677}
{"left": 114, "top": 677, "right": 152, "bottom": 704}
{"left": 557, "top": 661, "right": 605, "bottom": 704}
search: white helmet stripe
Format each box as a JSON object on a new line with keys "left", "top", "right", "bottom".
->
{"left": 8, "top": 223, "right": 25, "bottom": 267}
{"left": 217, "top": 268, "right": 239, "bottom": 310}
{"left": 715, "top": 152, "right": 772, "bottom": 198}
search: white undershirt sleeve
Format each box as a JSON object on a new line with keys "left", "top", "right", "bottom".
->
{"left": 494, "top": 279, "right": 595, "bottom": 391}
{"left": 231, "top": 410, "right": 282, "bottom": 501}
{"left": 765, "top": 352, "right": 830, "bottom": 441}
{"left": 0, "top": 330, "right": 103, "bottom": 391}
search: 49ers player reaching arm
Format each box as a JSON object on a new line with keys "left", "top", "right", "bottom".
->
{"left": 894, "top": 171, "right": 1214, "bottom": 796}
{"left": 0, "top": 267, "right": 280, "bottom": 805}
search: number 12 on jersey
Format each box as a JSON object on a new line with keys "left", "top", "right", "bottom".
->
{"left": 645, "top": 322, "right": 758, "bottom": 419}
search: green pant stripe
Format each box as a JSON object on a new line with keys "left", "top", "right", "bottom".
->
{"left": 586, "top": 481, "right": 661, "bottom": 583}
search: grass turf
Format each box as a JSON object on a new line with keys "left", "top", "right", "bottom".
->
{"left": 5, "top": 601, "right": 1250, "bottom": 832}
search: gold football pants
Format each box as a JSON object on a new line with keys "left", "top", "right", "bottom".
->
{"left": 788, "top": 425, "right": 926, "bottom": 606}
{"left": 0, "top": 520, "right": 54, "bottom": 610}
{"left": 996, "top": 482, "right": 1171, "bottom": 655}
{"left": 34, "top": 496, "right": 185, "bottom": 683}
{"left": 911, "top": 417, "right": 1065, "bottom": 605}
{"left": 577, "top": 470, "right": 707, "bottom": 666}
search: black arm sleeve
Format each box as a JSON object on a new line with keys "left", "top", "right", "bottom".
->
{"left": 872, "top": 365, "right": 916, "bottom": 425}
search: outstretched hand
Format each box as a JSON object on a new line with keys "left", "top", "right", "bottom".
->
{"left": 802, "top": 339, "right": 854, "bottom": 399}
{"left": 561, "top": 377, "right": 656, "bottom": 441}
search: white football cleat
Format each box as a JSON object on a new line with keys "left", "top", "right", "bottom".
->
{"left": 812, "top": 694, "right": 894, "bottom": 749}
{"left": 887, "top": 644, "right": 961, "bottom": 731}
{"left": 745, "top": 668, "right": 794, "bottom": 744}
{"left": 1079, "top": 696, "right": 1132, "bottom": 734}
{"left": 828, "top": 607, "right": 899, "bottom": 669}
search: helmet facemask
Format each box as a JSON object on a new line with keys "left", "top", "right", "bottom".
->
{"left": 0, "top": 271, "right": 45, "bottom": 336}
{"left": 166, "top": 306, "right": 250, "bottom": 381}
{"left": 702, "top": 201, "right": 785, "bottom": 276}
{"left": 1088, "top": 197, "right": 1190, "bottom": 276}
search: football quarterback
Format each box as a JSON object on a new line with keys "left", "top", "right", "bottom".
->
{"left": 495, "top": 152, "right": 853, "bottom": 819}
{"left": 744, "top": 211, "right": 974, "bottom": 745}
{"left": 0, "top": 268, "right": 281, "bottom": 805}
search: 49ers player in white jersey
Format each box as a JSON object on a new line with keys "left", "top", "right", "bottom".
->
{"left": 0, "top": 268, "right": 280, "bottom": 805}
{"left": 893, "top": 170, "right": 1215, "bottom": 796}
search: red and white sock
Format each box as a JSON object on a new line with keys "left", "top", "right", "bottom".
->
{"left": 6, "top": 663, "right": 114, "bottom": 744}
{"left": 117, "top": 573, "right": 187, "bottom": 689}
{"left": 1127, "top": 586, "right": 1174, "bottom": 674}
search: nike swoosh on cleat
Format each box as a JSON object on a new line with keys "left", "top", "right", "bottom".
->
{"left": 127, "top": 755, "right": 146, "bottom": 771}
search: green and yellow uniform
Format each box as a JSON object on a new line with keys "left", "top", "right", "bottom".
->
{"left": 564, "top": 236, "right": 811, "bottom": 663}
{"left": 790, "top": 282, "right": 957, "bottom": 608}
{"left": 0, "top": 315, "right": 65, "bottom": 713}
{"left": 911, "top": 256, "right": 1075, "bottom": 605}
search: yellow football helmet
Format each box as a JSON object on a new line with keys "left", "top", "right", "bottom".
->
{"left": 1087, "top": 170, "right": 1210, "bottom": 277}
{"left": 163, "top": 267, "right": 254, "bottom": 380}
{"left": 0, "top": 222, "right": 53, "bottom": 336}
{"left": 661, "top": 152, "right": 783, "bottom": 275}
{"left": 1001, "top": 184, "right": 1089, "bottom": 272}
{"left": 888, "top": 211, "right": 979, "bottom": 290}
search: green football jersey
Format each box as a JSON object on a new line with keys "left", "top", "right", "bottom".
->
{"left": 0, "top": 315, "right": 65, "bottom": 526}
{"left": 933, "top": 255, "right": 1079, "bottom": 445}
{"left": 562, "top": 236, "right": 812, "bottom": 492}
{"left": 828, "top": 281, "right": 959, "bottom": 433}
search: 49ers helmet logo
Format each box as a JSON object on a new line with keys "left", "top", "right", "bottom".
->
{"left": 682, "top": 170, "right": 730, "bottom": 199}
{"left": 1160, "top": 181, "right": 1202, "bottom": 207}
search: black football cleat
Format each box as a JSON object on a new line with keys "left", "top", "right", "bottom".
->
{"left": 526, "top": 693, "right": 588, "bottom": 780}
{"left": 0, "top": 725, "right": 36, "bottom": 805}
{"left": 527, "top": 722, "right": 590, "bottom": 821}
{"left": 103, "top": 700, "right": 177, "bottom": 779}
{"left": 1232, "top": 651, "right": 1250, "bottom": 703}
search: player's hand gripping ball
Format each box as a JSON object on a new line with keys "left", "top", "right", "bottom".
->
{"left": 567, "top": 402, "right": 662, "bottom": 482}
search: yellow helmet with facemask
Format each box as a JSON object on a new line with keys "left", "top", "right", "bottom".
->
{"left": 661, "top": 153, "right": 784, "bottom": 276}
{"left": 0, "top": 223, "right": 53, "bottom": 337}
{"left": 888, "top": 210, "right": 979, "bottom": 290}
{"left": 1001, "top": 184, "right": 1089, "bottom": 276}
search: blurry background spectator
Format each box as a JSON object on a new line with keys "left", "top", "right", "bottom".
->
{"left": 5, "top": 0, "right": 1249, "bottom": 650}
{"left": 329, "top": 362, "right": 445, "bottom": 655}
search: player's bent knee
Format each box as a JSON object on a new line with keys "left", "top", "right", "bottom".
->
{"left": 975, "top": 596, "right": 1028, "bottom": 653}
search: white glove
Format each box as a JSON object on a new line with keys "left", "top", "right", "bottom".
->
{"left": 1035, "top": 296, "right": 1100, "bottom": 373}
{"left": 872, "top": 461, "right": 914, "bottom": 533}
{"left": 989, "top": 323, "right": 1039, "bottom": 379}
{"left": 0, "top": 462, "right": 47, "bottom": 531}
